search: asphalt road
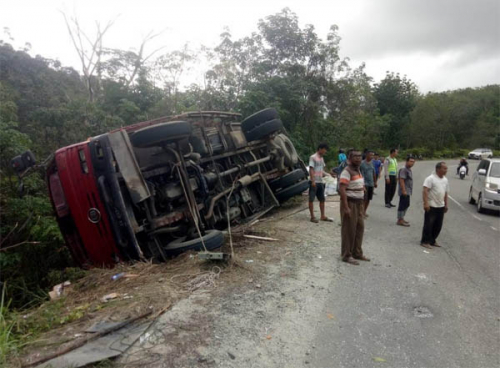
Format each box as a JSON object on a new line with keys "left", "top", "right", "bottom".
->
{"left": 309, "top": 159, "right": 500, "bottom": 368}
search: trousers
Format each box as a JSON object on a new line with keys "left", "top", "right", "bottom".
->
{"left": 397, "top": 195, "right": 411, "bottom": 219}
{"left": 341, "top": 199, "right": 365, "bottom": 260}
{"left": 421, "top": 207, "right": 445, "bottom": 245}
{"left": 385, "top": 175, "right": 397, "bottom": 204}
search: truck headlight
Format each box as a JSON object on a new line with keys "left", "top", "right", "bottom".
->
{"left": 485, "top": 182, "right": 498, "bottom": 191}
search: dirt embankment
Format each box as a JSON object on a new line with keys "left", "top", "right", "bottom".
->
{"left": 13, "top": 195, "right": 342, "bottom": 368}
{"left": 118, "top": 195, "right": 342, "bottom": 368}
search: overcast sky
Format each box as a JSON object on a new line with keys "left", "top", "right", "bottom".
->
{"left": 1, "top": 0, "right": 499, "bottom": 93}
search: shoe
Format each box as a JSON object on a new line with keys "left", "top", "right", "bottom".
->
{"left": 403, "top": 220, "right": 410, "bottom": 225}
{"left": 320, "top": 217, "right": 334, "bottom": 222}
{"left": 431, "top": 243, "right": 441, "bottom": 247}
{"left": 420, "top": 243, "right": 432, "bottom": 249}
{"left": 385, "top": 204, "right": 391, "bottom": 208}
{"left": 397, "top": 221, "right": 410, "bottom": 227}
{"left": 342, "top": 257, "right": 360, "bottom": 265}
{"left": 354, "top": 256, "right": 371, "bottom": 262}
{"left": 390, "top": 203, "right": 396, "bottom": 207}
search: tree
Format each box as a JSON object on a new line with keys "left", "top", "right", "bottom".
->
{"left": 374, "top": 72, "right": 420, "bottom": 149}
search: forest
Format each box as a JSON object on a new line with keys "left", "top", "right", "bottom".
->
{"left": 1, "top": 8, "right": 499, "bottom": 313}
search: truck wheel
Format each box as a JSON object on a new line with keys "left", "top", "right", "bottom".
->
{"left": 245, "top": 119, "right": 283, "bottom": 142}
{"left": 275, "top": 179, "right": 309, "bottom": 203}
{"left": 164, "top": 230, "right": 224, "bottom": 256}
{"left": 269, "top": 169, "right": 306, "bottom": 191}
{"left": 130, "top": 121, "right": 191, "bottom": 148}
{"left": 273, "top": 134, "right": 299, "bottom": 167}
{"left": 241, "top": 108, "right": 279, "bottom": 132}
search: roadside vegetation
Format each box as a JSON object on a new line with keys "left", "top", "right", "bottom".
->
{"left": 0, "top": 8, "right": 499, "bottom": 360}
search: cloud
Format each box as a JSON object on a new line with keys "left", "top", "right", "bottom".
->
{"left": 342, "top": 0, "right": 500, "bottom": 60}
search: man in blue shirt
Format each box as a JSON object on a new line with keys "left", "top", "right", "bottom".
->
{"left": 360, "top": 151, "right": 377, "bottom": 217}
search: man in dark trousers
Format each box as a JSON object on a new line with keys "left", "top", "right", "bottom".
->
{"left": 360, "top": 150, "right": 377, "bottom": 218}
{"left": 421, "top": 162, "right": 449, "bottom": 249}
{"left": 384, "top": 148, "right": 399, "bottom": 208}
{"left": 397, "top": 156, "right": 416, "bottom": 226}
{"left": 339, "top": 150, "right": 370, "bottom": 265}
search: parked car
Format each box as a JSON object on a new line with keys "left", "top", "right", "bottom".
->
{"left": 468, "top": 158, "right": 500, "bottom": 213}
{"left": 11, "top": 109, "right": 309, "bottom": 267}
{"left": 468, "top": 148, "right": 493, "bottom": 160}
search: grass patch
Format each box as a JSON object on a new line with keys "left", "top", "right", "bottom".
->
{"left": 0, "top": 285, "right": 17, "bottom": 365}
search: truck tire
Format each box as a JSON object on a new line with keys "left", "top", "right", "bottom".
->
{"left": 269, "top": 169, "right": 306, "bottom": 191}
{"left": 244, "top": 119, "right": 283, "bottom": 142}
{"left": 130, "top": 121, "right": 192, "bottom": 148}
{"left": 164, "top": 230, "right": 224, "bottom": 256}
{"left": 273, "top": 134, "right": 299, "bottom": 167}
{"left": 241, "top": 108, "right": 279, "bottom": 133}
{"left": 275, "top": 179, "right": 309, "bottom": 203}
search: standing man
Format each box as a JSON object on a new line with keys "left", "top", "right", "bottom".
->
{"left": 397, "top": 156, "right": 416, "bottom": 227}
{"left": 338, "top": 149, "right": 347, "bottom": 166}
{"left": 421, "top": 162, "right": 449, "bottom": 249}
{"left": 309, "top": 143, "right": 333, "bottom": 223}
{"left": 339, "top": 150, "right": 370, "bottom": 265}
{"left": 384, "top": 148, "right": 399, "bottom": 208}
{"left": 360, "top": 150, "right": 377, "bottom": 217}
{"left": 373, "top": 153, "right": 382, "bottom": 181}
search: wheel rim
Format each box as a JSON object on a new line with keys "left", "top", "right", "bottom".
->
{"left": 477, "top": 195, "right": 482, "bottom": 211}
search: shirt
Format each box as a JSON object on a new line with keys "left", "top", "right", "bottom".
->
{"left": 339, "top": 167, "right": 365, "bottom": 199}
{"left": 309, "top": 153, "right": 325, "bottom": 183}
{"left": 423, "top": 173, "right": 449, "bottom": 208}
{"left": 338, "top": 153, "right": 347, "bottom": 164}
{"left": 398, "top": 167, "right": 413, "bottom": 196}
{"left": 373, "top": 159, "right": 382, "bottom": 176}
{"left": 360, "top": 160, "right": 375, "bottom": 187}
{"left": 384, "top": 157, "right": 398, "bottom": 178}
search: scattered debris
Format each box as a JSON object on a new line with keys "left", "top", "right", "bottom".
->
{"left": 227, "top": 351, "right": 236, "bottom": 360}
{"left": 101, "top": 293, "right": 119, "bottom": 302}
{"left": 423, "top": 250, "right": 430, "bottom": 254}
{"left": 245, "top": 259, "right": 254, "bottom": 263}
{"left": 48, "top": 281, "right": 72, "bottom": 300}
{"left": 414, "top": 306, "right": 433, "bottom": 318}
{"left": 243, "top": 234, "right": 279, "bottom": 242}
{"left": 373, "top": 356, "right": 387, "bottom": 362}
{"left": 25, "top": 311, "right": 152, "bottom": 368}
{"left": 326, "top": 313, "right": 335, "bottom": 320}
{"left": 111, "top": 272, "right": 125, "bottom": 281}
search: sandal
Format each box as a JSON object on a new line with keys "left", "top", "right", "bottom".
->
{"left": 342, "top": 257, "right": 360, "bottom": 265}
{"left": 420, "top": 243, "right": 432, "bottom": 249}
{"left": 320, "top": 217, "right": 334, "bottom": 222}
{"left": 431, "top": 243, "right": 441, "bottom": 247}
{"left": 310, "top": 218, "right": 319, "bottom": 223}
{"left": 354, "top": 256, "right": 371, "bottom": 262}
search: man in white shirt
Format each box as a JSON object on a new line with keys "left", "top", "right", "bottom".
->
{"left": 308, "top": 143, "right": 334, "bottom": 223}
{"left": 421, "top": 162, "right": 449, "bottom": 249}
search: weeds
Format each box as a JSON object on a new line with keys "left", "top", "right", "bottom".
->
{"left": 0, "top": 283, "right": 17, "bottom": 364}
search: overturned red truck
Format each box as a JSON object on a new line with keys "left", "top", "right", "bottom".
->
{"left": 12, "top": 109, "right": 309, "bottom": 267}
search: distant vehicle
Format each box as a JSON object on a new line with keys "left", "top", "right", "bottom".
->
{"left": 459, "top": 165, "right": 467, "bottom": 180}
{"left": 468, "top": 148, "right": 493, "bottom": 160}
{"left": 468, "top": 158, "right": 500, "bottom": 213}
{"left": 11, "top": 109, "right": 308, "bottom": 267}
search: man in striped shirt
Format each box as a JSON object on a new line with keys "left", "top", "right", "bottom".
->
{"left": 339, "top": 150, "right": 370, "bottom": 265}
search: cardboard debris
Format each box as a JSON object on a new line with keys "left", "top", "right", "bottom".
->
{"left": 49, "top": 281, "right": 72, "bottom": 300}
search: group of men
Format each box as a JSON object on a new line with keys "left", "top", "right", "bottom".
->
{"left": 308, "top": 144, "right": 450, "bottom": 266}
